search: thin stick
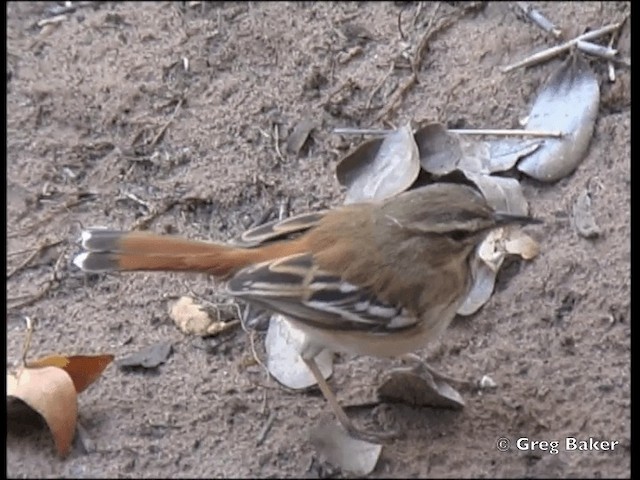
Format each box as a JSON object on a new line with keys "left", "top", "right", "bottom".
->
{"left": 451, "top": 128, "right": 563, "bottom": 138}
{"left": 273, "top": 123, "right": 285, "bottom": 163}
{"left": 255, "top": 412, "right": 277, "bottom": 446}
{"left": 22, "top": 316, "right": 34, "bottom": 367}
{"left": 333, "top": 127, "right": 563, "bottom": 138}
{"left": 149, "top": 98, "right": 183, "bottom": 147}
{"left": 502, "top": 21, "right": 625, "bottom": 73}
{"left": 607, "top": 13, "right": 629, "bottom": 82}
{"left": 7, "top": 239, "right": 64, "bottom": 280}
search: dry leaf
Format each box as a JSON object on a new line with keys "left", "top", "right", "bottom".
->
{"left": 7, "top": 367, "right": 77, "bottom": 457}
{"left": 459, "top": 228, "right": 540, "bottom": 316}
{"left": 415, "top": 122, "right": 463, "bottom": 176}
{"left": 309, "top": 423, "right": 382, "bottom": 476}
{"left": 517, "top": 53, "right": 600, "bottom": 181}
{"left": 457, "top": 254, "right": 499, "bottom": 316}
{"left": 336, "top": 123, "right": 420, "bottom": 203}
{"left": 27, "top": 354, "right": 114, "bottom": 394}
{"left": 117, "top": 342, "right": 173, "bottom": 369}
{"left": 286, "top": 118, "right": 316, "bottom": 156}
{"left": 377, "top": 366, "right": 465, "bottom": 410}
{"left": 265, "top": 315, "right": 333, "bottom": 390}
{"left": 462, "top": 172, "right": 529, "bottom": 216}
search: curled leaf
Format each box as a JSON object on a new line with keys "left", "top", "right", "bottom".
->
{"left": 286, "top": 118, "right": 316, "bottom": 156}
{"left": 462, "top": 171, "right": 529, "bottom": 216}
{"left": 27, "top": 354, "right": 114, "bottom": 394}
{"left": 457, "top": 254, "right": 498, "bottom": 316}
{"left": 459, "top": 228, "right": 540, "bottom": 316}
{"left": 265, "top": 315, "right": 333, "bottom": 390}
{"left": 377, "top": 366, "right": 465, "bottom": 410}
{"left": 415, "top": 122, "right": 462, "bottom": 175}
{"left": 337, "top": 123, "right": 420, "bottom": 203}
{"left": 7, "top": 367, "right": 78, "bottom": 457}
{"left": 309, "top": 423, "right": 382, "bottom": 476}
{"left": 517, "top": 54, "right": 600, "bottom": 182}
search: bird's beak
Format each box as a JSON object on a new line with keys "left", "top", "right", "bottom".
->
{"left": 494, "top": 212, "right": 543, "bottom": 226}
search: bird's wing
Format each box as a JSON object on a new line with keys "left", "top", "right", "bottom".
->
{"left": 233, "top": 211, "right": 329, "bottom": 247}
{"left": 226, "top": 253, "right": 418, "bottom": 333}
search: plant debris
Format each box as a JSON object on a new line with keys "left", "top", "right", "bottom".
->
{"left": 309, "top": 423, "right": 382, "bottom": 476}
{"left": 517, "top": 54, "right": 600, "bottom": 182}
{"left": 377, "top": 365, "right": 465, "bottom": 410}
{"left": 336, "top": 123, "right": 420, "bottom": 204}
{"left": 572, "top": 190, "right": 601, "bottom": 239}
{"left": 7, "top": 329, "right": 114, "bottom": 458}
{"left": 117, "top": 342, "right": 173, "bottom": 370}
{"left": 265, "top": 315, "right": 333, "bottom": 390}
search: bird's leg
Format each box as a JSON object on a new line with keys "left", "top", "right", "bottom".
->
{"left": 400, "top": 353, "right": 469, "bottom": 386}
{"left": 301, "top": 356, "right": 397, "bottom": 444}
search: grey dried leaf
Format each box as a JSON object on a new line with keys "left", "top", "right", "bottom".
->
{"left": 462, "top": 171, "right": 529, "bottom": 216}
{"left": 286, "top": 118, "right": 316, "bottom": 156}
{"left": 457, "top": 254, "right": 498, "bottom": 316}
{"left": 517, "top": 54, "right": 600, "bottom": 182}
{"left": 337, "top": 123, "right": 420, "bottom": 203}
{"left": 458, "top": 137, "right": 543, "bottom": 175}
{"left": 415, "top": 122, "right": 463, "bottom": 176}
{"left": 309, "top": 423, "right": 382, "bottom": 476}
{"left": 572, "top": 190, "right": 601, "bottom": 239}
{"left": 377, "top": 366, "right": 465, "bottom": 410}
{"left": 265, "top": 315, "right": 333, "bottom": 390}
{"left": 117, "top": 342, "right": 173, "bottom": 369}
{"left": 486, "top": 138, "right": 543, "bottom": 172}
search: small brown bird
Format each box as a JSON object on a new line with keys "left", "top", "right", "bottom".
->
{"left": 74, "top": 183, "right": 539, "bottom": 442}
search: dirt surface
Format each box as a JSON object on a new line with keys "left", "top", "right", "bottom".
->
{"left": 7, "top": 2, "right": 630, "bottom": 478}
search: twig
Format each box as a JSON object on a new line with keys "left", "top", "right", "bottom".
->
{"left": 37, "top": 14, "right": 67, "bottom": 28}
{"left": 8, "top": 280, "right": 55, "bottom": 310}
{"left": 451, "top": 128, "right": 563, "bottom": 138}
{"left": 7, "top": 239, "right": 64, "bottom": 279}
{"left": 607, "top": 14, "right": 628, "bottom": 82}
{"left": 123, "top": 192, "right": 153, "bottom": 211}
{"left": 149, "top": 98, "right": 183, "bottom": 147}
{"left": 333, "top": 127, "right": 564, "bottom": 138}
{"left": 21, "top": 317, "right": 34, "bottom": 367}
{"left": 501, "top": 21, "right": 626, "bottom": 73}
{"left": 255, "top": 412, "right": 277, "bottom": 446}
{"left": 365, "top": 62, "right": 394, "bottom": 110}
{"left": 130, "top": 199, "right": 179, "bottom": 230}
{"left": 375, "top": 2, "right": 482, "bottom": 122}
{"left": 397, "top": 8, "right": 406, "bottom": 41}
{"left": 8, "top": 193, "right": 97, "bottom": 239}
{"left": 516, "top": 2, "right": 562, "bottom": 38}
{"left": 272, "top": 123, "right": 285, "bottom": 163}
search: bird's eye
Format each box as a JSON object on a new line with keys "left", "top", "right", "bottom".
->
{"left": 446, "top": 229, "right": 473, "bottom": 242}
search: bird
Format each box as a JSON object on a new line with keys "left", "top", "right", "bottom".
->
{"left": 73, "top": 182, "right": 540, "bottom": 443}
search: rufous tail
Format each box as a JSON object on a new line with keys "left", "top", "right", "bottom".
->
{"left": 73, "top": 229, "right": 308, "bottom": 279}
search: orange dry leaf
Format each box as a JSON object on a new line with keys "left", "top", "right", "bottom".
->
{"left": 7, "top": 353, "right": 114, "bottom": 457}
{"left": 27, "top": 354, "right": 115, "bottom": 393}
{"left": 7, "top": 367, "right": 78, "bottom": 457}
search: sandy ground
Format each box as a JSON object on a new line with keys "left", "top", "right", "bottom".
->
{"left": 7, "top": 2, "right": 630, "bottom": 478}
